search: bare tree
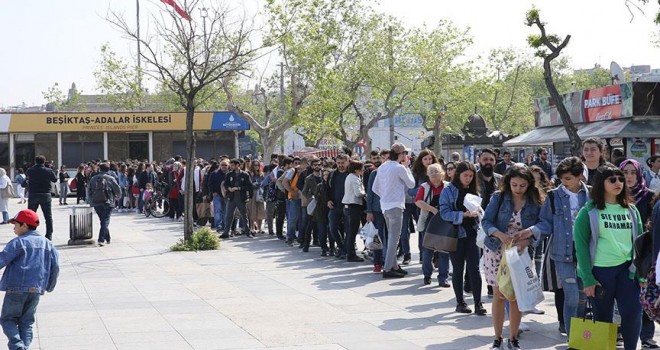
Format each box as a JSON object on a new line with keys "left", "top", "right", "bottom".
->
{"left": 526, "top": 8, "right": 582, "bottom": 156}
{"left": 108, "top": 0, "right": 261, "bottom": 241}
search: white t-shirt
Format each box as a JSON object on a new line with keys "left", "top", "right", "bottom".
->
{"left": 562, "top": 187, "right": 579, "bottom": 222}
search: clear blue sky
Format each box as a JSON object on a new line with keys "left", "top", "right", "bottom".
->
{"left": 1, "top": 0, "right": 659, "bottom": 107}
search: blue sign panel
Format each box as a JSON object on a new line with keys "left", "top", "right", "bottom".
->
{"left": 211, "top": 112, "right": 250, "bottom": 131}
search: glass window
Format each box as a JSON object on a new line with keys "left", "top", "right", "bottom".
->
{"left": 61, "top": 133, "right": 102, "bottom": 167}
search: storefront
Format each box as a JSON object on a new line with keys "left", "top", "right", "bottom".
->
{"left": 0, "top": 111, "right": 249, "bottom": 178}
{"left": 504, "top": 82, "right": 660, "bottom": 169}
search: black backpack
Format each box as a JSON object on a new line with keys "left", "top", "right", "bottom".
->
{"left": 90, "top": 175, "right": 109, "bottom": 205}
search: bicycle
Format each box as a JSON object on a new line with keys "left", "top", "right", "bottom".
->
{"left": 144, "top": 183, "right": 170, "bottom": 218}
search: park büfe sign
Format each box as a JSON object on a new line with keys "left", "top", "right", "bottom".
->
{"left": 534, "top": 83, "right": 633, "bottom": 127}
{"left": 7, "top": 112, "right": 250, "bottom": 132}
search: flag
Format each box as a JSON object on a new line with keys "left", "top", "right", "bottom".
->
{"left": 160, "top": 0, "right": 191, "bottom": 21}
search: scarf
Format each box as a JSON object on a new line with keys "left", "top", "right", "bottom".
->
{"left": 620, "top": 159, "right": 649, "bottom": 204}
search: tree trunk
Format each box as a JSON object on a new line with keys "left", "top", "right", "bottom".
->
{"left": 261, "top": 133, "right": 279, "bottom": 158}
{"left": 543, "top": 59, "right": 581, "bottom": 156}
{"left": 433, "top": 116, "right": 443, "bottom": 158}
{"left": 183, "top": 106, "right": 196, "bottom": 242}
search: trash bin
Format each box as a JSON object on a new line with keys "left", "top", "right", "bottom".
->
{"left": 68, "top": 205, "right": 94, "bottom": 245}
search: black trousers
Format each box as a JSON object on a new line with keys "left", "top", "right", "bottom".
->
{"left": 28, "top": 193, "right": 53, "bottom": 240}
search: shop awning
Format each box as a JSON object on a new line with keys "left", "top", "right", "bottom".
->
{"left": 504, "top": 118, "right": 659, "bottom": 147}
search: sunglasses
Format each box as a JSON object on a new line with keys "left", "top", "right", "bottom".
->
{"left": 607, "top": 176, "right": 625, "bottom": 184}
{"left": 446, "top": 167, "right": 455, "bottom": 171}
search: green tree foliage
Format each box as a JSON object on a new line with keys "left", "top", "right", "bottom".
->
{"left": 42, "top": 83, "right": 86, "bottom": 112}
{"left": 93, "top": 43, "right": 147, "bottom": 110}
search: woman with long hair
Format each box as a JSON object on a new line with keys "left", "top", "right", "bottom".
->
{"left": 530, "top": 165, "right": 553, "bottom": 193}
{"left": 247, "top": 160, "right": 266, "bottom": 234}
{"left": 482, "top": 164, "right": 545, "bottom": 350}
{"left": 57, "top": 165, "right": 70, "bottom": 205}
{"left": 574, "top": 164, "right": 644, "bottom": 350}
{"left": 443, "top": 161, "right": 456, "bottom": 183}
{"left": 167, "top": 161, "right": 183, "bottom": 221}
{"left": 438, "top": 161, "right": 486, "bottom": 315}
{"left": 75, "top": 165, "right": 87, "bottom": 205}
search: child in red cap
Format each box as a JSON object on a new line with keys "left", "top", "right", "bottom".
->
{"left": 0, "top": 209, "right": 59, "bottom": 350}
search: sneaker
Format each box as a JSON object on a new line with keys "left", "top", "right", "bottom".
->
{"left": 402, "top": 253, "right": 411, "bottom": 265}
{"left": 347, "top": 256, "right": 365, "bottom": 262}
{"left": 438, "top": 281, "right": 450, "bottom": 288}
{"left": 617, "top": 334, "right": 623, "bottom": 346}
{"left": 558, "top": 322, "right": 566, "bottom": 335}
{"left": 455, "top": 301, "right": 472, "bottom": 314}
{"left": 474, "top": 302, "right": 487, "bottom": 315}
{"left": 491, "top": 337, "right": 503, "bottom": 350}
{"left": 423, "top": 276, "right": 432, "bottom": 285}
{"left": 487, "top": 285, "right": 494, "bottom": 298}
{"left": 395, "top": 266, "right": 408, "bottom": 275}
{"left": 530, "top": 307, "right": 545, "bottom": 315}
{"left": 373, "top": 264, "right": 382, "bottom": 273}
{"left": 519, "top": 322, "right": 530, "bottom": 332}
{"left": 507, "top": 337, "right": 521, "bottom": 350}
{"left": 642, "top": 339, "right": 660, "bottom": 348}
{"left": 97, "top": 242, "right": 105, "bottom": 247}
{"left": 382, "top": 269, "right": 405, "bottom": 279}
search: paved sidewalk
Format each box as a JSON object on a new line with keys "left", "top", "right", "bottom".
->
{"left": 0, "top": 200, "right": 648, "bottom": 349}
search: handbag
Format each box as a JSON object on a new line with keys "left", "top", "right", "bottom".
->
{"left": 0, "top": 184, "right": 15, "bottom": 198}
{"left": 569, "top": 299, "right": 617, "bottom": 350}
{"left": 196, "top": 201, "right": 212, "bottom": 218}
{"left": 69, "top": 178, "right": 78, "bottom": 191}
{"left": 255, "top": 187, "right": 265, "bottom": 202}
{"left": 422, "top": 213, "right": 458, "bottom": 253}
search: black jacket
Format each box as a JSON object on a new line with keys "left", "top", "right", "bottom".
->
{"left": 26, "top": 164, "right": 57, "bottom": 194}
{"left": 222, "top": 170, "right": 252, "bottom": 202}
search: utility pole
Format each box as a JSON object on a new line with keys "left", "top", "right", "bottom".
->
{"left": 136, "top": 0, "right": 142, "bottom": 93}
{"left": 387, "top": 26, "right": 395, "bottom": 146}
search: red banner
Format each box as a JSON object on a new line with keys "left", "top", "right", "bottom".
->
{"left": 583, "top": 85, "right": 623, "bottom": 122}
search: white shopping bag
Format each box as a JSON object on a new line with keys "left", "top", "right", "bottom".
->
{"left": 360, "top": 222, "right": 382, "bottom": 250}
{"left": 505, "top": 245, "right": 544, "bottom": 312}
{"left": 463, "top": 193, "right": 484, "bottom": 217}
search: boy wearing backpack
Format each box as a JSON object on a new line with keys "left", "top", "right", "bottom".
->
{"left": 87, "top": 163, "right": 121, "bottom": 246}
{"left": 535, "top": 156, "right": 590, "bottom": 336}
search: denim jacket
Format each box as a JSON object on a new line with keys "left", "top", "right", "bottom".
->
{"left": 439, "top": 183, "right": 479, "bottom": 239}
{"left": 481, "top": 191, "right": 542, "bottom": 244}
{"left": 0, "top": 231, "right": 59, "bottom": 294}
{"left": 535, "top": 183, "right": 590, "bottom": 263}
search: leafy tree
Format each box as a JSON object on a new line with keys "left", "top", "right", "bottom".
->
{"left": 526, "top": 7, "right": 582, "bottom": 156}
{"left": 93, "top": 43, "right": 147, "bottom": 110}
{"left": 42, "top": 83, "right": 86, "bottom": 111}
{"left": 108, "top": 0, "right": 261, "bottom": 241}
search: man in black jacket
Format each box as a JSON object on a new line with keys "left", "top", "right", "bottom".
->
{"left": 25, "top": 155, "right": 57, "bottom": 240}
{"left": 221, "top": 159, "right": 252, "bottom": 239}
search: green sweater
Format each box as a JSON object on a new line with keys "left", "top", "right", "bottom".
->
{"left": 573, "top": 201, "right": 644, "bottom": 288}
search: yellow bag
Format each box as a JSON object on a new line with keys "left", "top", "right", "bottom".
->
{"left": 568, "top": 316, "right": 617, "bottom": 350}
{"left": 497, "top": 243, "right": 515, "bottom": 301}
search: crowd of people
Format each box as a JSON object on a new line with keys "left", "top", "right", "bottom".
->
{"left": 6, "top": 136, "right": 660, "bottom": 350}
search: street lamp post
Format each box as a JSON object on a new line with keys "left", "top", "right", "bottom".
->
{"left": 199, "top": 8, "right": 208, "bottom": 46}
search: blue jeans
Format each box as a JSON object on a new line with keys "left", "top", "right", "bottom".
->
{"left": 372, "top": 212, "right": 387, "bottom": 265}
{"left": 94, "top": 204, "right": 113, "bottom": 243}
{"left": 1, "top": 212, "right": 8, "bottom": 223}
{"left": 27, "top": 193, "right": 53, "bottom": 240}
{"left": 212, "top": 194, "right": 226, "bottom": 230}
{"left": 1, "top": 292, "right": 40, "bottom": 350}
{"left": 328, "top": 206, "right": 345, "bottom": 254}
{"left": 592, "top": 262, "right": 642, "bottom": 350}
{"left": 554, "top": 260, "right": 586, "bottom": 336}
{"left": 286, "top": 199, "right": 301, "bottom": 242}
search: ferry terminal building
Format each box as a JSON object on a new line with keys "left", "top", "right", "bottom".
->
{"left": 0, "top": 111, "right": 250, "bottom": 179}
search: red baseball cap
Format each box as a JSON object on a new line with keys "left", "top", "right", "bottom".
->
{"left": 9, "top": 210, "right": 40, "bottom": 227}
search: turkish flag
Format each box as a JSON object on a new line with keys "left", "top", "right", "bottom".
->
{"left": 161, "top": 0, "right": 191, "bottom": 21}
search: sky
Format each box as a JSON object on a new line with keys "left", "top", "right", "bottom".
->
{"left": 1, "top": 0, "right": 659, "bottom": 107}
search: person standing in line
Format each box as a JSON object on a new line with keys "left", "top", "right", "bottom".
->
{"left": 57, "top": 165, "right": 69, "bottom": 205}
{"left": 0, "top": 209, "right": 59, "bottom": 350}
{"left": 415, "top": 163, "right": 447, "bottom": 286}
{"left": 247, "top": 160, "right": 266, "bottom": 234}
{"left": 495, "top": 151, "right": 514, "bottom": 176}
{"left": 326, "top": 154, "right": 350, "bottom": 258}
{"left": 373, "top": 143, "right": 415, "bottom": 278}
{"left": 482, "top": 164, "right": 544, "bottom": 350}
{"left": 87, "top": 163, "right": 121, "bottom": 246}
{"left": 282, "top": 157, "right": 302, "bottom": 246}
{"left": 644, "top": 155, "right": 660, "bottom": 193}
{"left": 221, "top": 159, "right": 253, "bottom": 239}
{"left": 0, "top": 169, "right": 15, "bottom": 224}
{"left": 208, "top": 160, "right": 228, "bottom": 232}
{"left": 620, "top": 159, "right": 658, "bottom": 349}
{"left": 574, "top": 164, "right": 644, "bottom": 350}
{"left": 301, "top": 158, "right": 324, "bottom": 252}
{"left": 531, "top": 148, "right": 553, "bottom": 180}
{"left": 342, "top": 160, "right": 366, "bottom": 262}
{"left": 366, "top": 149, "right": 389, "bottom": 273}
{"left": 581, "top": 137, "right": 607, "bottom": 186}
{"left": 25, "top": 156, "right": 57, "bottom": 241}
{"left": 438, "top": 162, "right": 486, "bottom": 315}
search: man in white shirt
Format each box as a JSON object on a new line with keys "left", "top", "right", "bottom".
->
{"left": 372, "top": 143, "right": 415, "bottom": 278}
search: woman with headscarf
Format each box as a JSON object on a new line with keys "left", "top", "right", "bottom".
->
{"left": 620, "top": 158, "right": 657, "bottom": 348}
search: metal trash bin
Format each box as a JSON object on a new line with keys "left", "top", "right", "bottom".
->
{"left": 68, "top": 205, "right": 94, "bottom": 245}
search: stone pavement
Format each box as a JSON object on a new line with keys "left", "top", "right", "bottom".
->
{"left": 0, "top": 200, "right": 651, "bottom": 349}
